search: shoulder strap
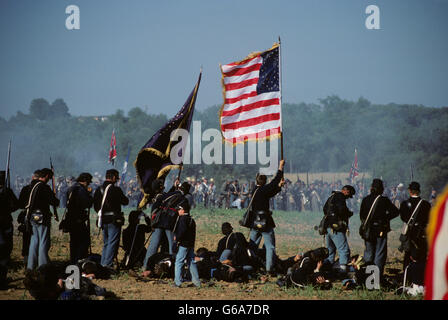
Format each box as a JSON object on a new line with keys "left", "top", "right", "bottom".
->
{"left": 26, "top": 182, "right": 43, "bottom": 212}
{"left": 164, "top": 193, "right": 182, "bottom": 205}
{"left": 247, "top": 188, "right": 259, "bottom": 211}
{"left": 225, "top": 232, "right": 234, "bottom": 249}
{"left": 407, "top": 199, "right": 423, "bottom": 225}
{"left": 61, "top": 190, "right": 74, "bottom": 220}
{"left": 362, "top": 195, "right": 381, "bottom": 228}
{"left": 66, "top": 189, "right": 75, "bottom": 208}
{"left": 324, "top": 193, "right": 337, "bottom": 216}
{"left": 299, "top": 256, "right": 310, "bottom": 269}
{"left": 99, "top": 184, "right": 112, "bottom": 212}
{"left": 96, "top": 184, "right": 112, "bottom": 228}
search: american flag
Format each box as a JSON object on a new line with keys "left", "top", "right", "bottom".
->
{"left": 349, "top": 148, "right": 359, "bottom": 183}
{"left": 219, "top": 43, "right": 281, "bottom": 145}
{"left": 109, "top": 129, "right": 117, "bottom": 166}
{"left": 425, "top": 185, "right": 448, "bottom": 300}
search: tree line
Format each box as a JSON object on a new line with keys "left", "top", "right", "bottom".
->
{"left": 1, "top": 96, "right": 447, "bottom": 195}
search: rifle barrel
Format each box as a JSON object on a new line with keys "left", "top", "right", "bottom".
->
{"left": 5, "top": 140, "right": 11, "bottom": 189}
{"left": 50, "top": 157, "right": 59, "bottom": 221}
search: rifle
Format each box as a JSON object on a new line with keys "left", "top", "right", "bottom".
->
{"left": 5, "top": 140, "right": 11, "bottom": 189}
{"left": 125, "top": 211, "right": 146, "bottom": 268}
{"left": 50, "top": 157, "right": 59, "bottom": 222}
{"left": 306, "top": 171, "right": 309, "bottom": 188}
{"left": 87, "top": 208, "right": 92, "bottom": 255}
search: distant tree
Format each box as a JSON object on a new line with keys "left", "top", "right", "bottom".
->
{"left": 5, "top": 96, "right": 447, "bottom": 196}
{"left": 128, "top": 107, "right": 146, "bottom": 119}
{"left": 29, "top": 98, "right": 51, "bottom": 120}
{"left": 51, "top": 98, "right": 70, "bottom": 118}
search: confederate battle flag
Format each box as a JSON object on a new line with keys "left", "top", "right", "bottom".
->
{"left": 109, "top": 129, "right": 117, "bottom": 166}
{"left": 349, "top": 148, "right": 359, "bottom": 183}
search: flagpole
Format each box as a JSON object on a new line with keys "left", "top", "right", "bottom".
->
{"left": 177, "top": 164, "right": 183, "bottom": 181}
{"left": 278, "top": 36, "right": 284, "bottom": 161}
{"left": 177, "top": 66, "right": 201, "bottom": 184}
{"left": 113, "top": 127, "right": 116, "bottom": 167}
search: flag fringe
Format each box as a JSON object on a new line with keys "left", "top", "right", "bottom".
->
{"left": 222, "top": 132, "right": 282, "bottom": 147}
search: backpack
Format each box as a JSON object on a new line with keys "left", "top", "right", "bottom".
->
{"left": 151, "top": 192, "right": 185, "bottom": 230}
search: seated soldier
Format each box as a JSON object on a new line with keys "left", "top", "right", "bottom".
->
{"left": 216, "top": 222, "right": 257, "bottom": 278}
{"left": 274, "top": 251, "right": 308, "bottom": 275}
{"left": 194, "top": 247, "right": 220, "bottom": 281}
{"left": 24, "top": 263, "right": 110, "bottom": 300}
{"left": 213, "top": 262, "right": 248, "bottom": 283}
{"left": 340, "top": 255, "right": 367, "bottom": 290}
{"left": 250, "top": 246, "right": 293, "bottom": 275}
{"left": 194, "top": 246, "right": 249, "bottom": 283}
{"left": 78, "top": 255, "right": 112, "bottom": 280}
{"left": 24, "top": 264, "right": 64, "bottom": 300}
{"left": 276, "top": 247, "right": 332, "bottom": 289}
{"left": 122, "top": 210, "right": 151, "bottom": 269}
{"left": 141, "top": 251, "right": 175, "bottom": 279}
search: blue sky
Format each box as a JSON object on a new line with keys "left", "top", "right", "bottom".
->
{"left": 1, "top": 0, "right": 447, "bottom": 119}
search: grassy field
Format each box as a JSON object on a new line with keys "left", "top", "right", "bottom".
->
{"left": 0, "top": 207, "right": 419, "bottom": 300}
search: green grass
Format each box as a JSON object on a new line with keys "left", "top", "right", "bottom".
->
{"left": 9, "top": 206, "right": 416, "bottom": 300}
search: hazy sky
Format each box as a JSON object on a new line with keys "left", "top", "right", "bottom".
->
{"left": 1, "top": 0, "right": 447, "bottom": 119}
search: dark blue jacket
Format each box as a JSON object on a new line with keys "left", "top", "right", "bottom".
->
{"left": 0, "top": 186, "right": 19, "bottom": 227}
{"left": 173, "top": 213, "right": 196, "bottom": 248}
{"left": 93, "top": 181, "right": 128, "bottom": 224}
{"left": 66, "top": 182, "right": 93, "bottom": 223}
{"left": 250, "top": 170, "right": 283, "bottom": 229}
{"left": 360, "top": 193, "right": 399, "bottom": 233}
{"left": 323, "top": 191, "right": 353, "bottom": 224}
{"left": 27, "top": 180, "right": 60, "bottom": 219}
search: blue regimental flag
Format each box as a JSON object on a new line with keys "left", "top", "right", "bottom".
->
{"left": 134, "top": 72, "right": 201, "bottom": 208}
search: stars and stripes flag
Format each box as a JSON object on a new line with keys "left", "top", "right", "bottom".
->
{"left": 108, "top": 129, "right": 117, "bottom": 166}
{"left": 349, "top": 148, "right": 359, "bottom": 183}
{"left": 425, "top": 184, "right": 448, "bottom": 300}
{"left": 219, "top": 42, "right": 282, "bottom": 145}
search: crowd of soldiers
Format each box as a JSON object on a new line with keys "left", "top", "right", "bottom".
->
{"left": 0, "top": 161, "right": 437, "bottom": 299}
{"left": 11, "top": 172, "right": 437, "bottom": 215}
{"left": 188, "top": 176, "right": 436, "bottom": 214}
{"left": 12, "top": 173, "right": 142, "bottom": 210}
